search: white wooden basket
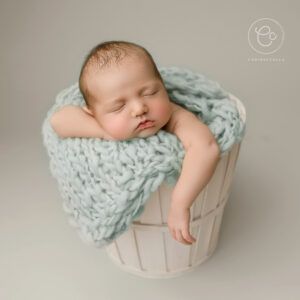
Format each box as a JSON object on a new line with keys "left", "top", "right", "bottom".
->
{"left": 105, "top": 94, "right": 246, "bottom": 278}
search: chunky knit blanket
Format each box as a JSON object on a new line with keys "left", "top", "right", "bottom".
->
{"left": 41, "top": 66, "right": 246, "bottom": 248}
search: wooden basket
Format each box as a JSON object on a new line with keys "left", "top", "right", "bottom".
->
{"left": 105, "top": 94, "right": 246, "bottom": 278}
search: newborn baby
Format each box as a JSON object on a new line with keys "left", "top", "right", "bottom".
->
{"left": 50, "top": 40, "right": 220, "bottom": 245}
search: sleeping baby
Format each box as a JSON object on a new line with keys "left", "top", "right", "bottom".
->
{"left": 50, "top": 40, "right": 221, "bottom": 245}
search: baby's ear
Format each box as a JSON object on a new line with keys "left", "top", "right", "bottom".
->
{"left": 82, "top": 106, "right": 93, "bottom": 116}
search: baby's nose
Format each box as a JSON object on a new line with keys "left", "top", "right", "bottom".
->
{"left": 131, "top": 103, "right": 148, "bottom": 117}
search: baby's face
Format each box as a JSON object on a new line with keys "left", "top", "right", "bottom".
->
{"left": 83, "top": 55, "right": 172, "bottom": 141}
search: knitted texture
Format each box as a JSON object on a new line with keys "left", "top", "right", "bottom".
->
{"left": 41, "top": 66, "right": 246, "bottom": 248}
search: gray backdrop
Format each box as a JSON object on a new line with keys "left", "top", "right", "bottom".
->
{"left": 1, "top": 0, "right": 299, "bottom": 299}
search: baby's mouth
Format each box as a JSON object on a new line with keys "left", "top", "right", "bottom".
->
{"left": 137, "top": 120, "right": 154, "bottom": 129}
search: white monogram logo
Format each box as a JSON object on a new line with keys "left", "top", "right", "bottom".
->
{"left": 248, "top": 18, "right": 284, "bottom": 55}
{"left": 255, "top": 25, "right": 277, "bottom": 48}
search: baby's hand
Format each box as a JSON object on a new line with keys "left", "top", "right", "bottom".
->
{"left": 167, "top": 203, "right": 196, "bottom": 245}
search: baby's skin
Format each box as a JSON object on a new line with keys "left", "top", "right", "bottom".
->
{"left": 50, "top": 55, "right": 220, "bottom": 245}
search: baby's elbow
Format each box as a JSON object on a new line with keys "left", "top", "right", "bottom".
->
{"left": 195, "top": 138, "right": 220, "bottom": 158}
{"left": 209, "top": 140, "right": 221, "bottom": 159}
{"left": 49, "top": 113, "right": 67, "bottom": 138}
{"left": 214, "top": 145, "right": 221, "bottom": 162}
{"left": 206, "top": 136, "right": 219, "bottom": 150}
{"left": 208, "top": 137, "right": 219, "bottom": 149}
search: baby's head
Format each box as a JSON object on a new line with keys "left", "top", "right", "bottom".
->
{"left": 79, "top": 40, "right": 172, "bottom": 141}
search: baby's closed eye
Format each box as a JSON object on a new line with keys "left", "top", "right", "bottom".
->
{"left": 110, "top": 91, "right": 158, "bottom": 113}
{"left": 143, "top": 90, "right": 157, "bottom": 97}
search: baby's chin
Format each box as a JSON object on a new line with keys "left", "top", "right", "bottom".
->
{"left": 135, "top": 124, "right": 162, "bottom": 138}
{"left": 112, "top": 121, "right": 166, "bottom": 141}
{"left": 118, "top": 124, "right": 161, "bottom": 140}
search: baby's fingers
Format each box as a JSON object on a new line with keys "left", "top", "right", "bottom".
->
{"left": 182, "top": 228, "right": 196, "bottom": 244}
{"left": 175, "top": 229, "right": 192, "bottom": 245}
{"left": 170, "top": 228, "right": 176, "bottom": 241}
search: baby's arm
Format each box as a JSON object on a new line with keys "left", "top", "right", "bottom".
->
{"left": 50, "top": 106, "right": 115, "bottom": 140}
{"left": 167, "top": 106, "right": 220, "bottom": 245}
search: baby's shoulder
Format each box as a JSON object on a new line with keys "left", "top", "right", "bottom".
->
{"left": 163, "top": 101, "right": 185, "bottom": 134}
{"left": 164, "top": 100, "right": 217, "bottom": 151}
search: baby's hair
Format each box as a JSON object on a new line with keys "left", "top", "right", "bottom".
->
{"left": 78, "top": 40, "right": 163, "bottom": 108}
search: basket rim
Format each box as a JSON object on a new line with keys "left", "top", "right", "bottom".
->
{"left": 228, "top": 93, "right": 247, "bottom": 124}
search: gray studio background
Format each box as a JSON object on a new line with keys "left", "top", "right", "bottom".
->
{"left": 1, "top": 0, "right": 299, "bottom": 299}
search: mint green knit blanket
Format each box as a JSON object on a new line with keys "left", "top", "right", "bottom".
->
{"left": 41, "top": 66, "right": 246, "bottom": 248}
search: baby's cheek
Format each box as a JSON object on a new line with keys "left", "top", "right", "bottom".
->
{"left": 106, "top": 117, "right": 130, "bottom": 140}
{"left": 154, "top": 102, "right": 172, "bottom": 122}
